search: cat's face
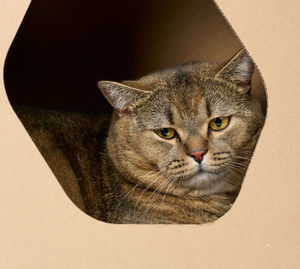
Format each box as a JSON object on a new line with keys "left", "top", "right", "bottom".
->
{"left": 99, "top": 50, "right": 265, "bottom": 195}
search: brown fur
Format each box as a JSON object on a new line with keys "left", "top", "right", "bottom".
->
{"left": 14, "top": 49, "right": 265, "bottom": 224}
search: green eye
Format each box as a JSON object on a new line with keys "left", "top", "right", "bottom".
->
{"left": 155, "top": 128, "right": 177, "bottom": 139}
{"left": 209, "top": 117, "right": 230, "bottom": 131}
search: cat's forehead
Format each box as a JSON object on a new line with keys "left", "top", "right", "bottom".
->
{"left": 145, "top": 88, "right": 243, "bottom": 126}
{"left": 167, "top": 85, "right": 207, "bottom": 118}
{"left": 134, "top": 64, "right": 249, "bottom": 127}
{"left": 134, "top": 85, "right": 208, "bottom": 129}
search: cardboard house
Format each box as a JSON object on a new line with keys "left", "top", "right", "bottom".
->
{"left": 0, "top": 0, "right": 299, "bottom": 267}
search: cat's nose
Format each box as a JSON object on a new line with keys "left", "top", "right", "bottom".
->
{"left": 188, "top": 149, "right": 208, "bottom": 163}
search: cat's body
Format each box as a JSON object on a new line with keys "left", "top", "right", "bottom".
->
{"left": 14, "top": 50, "right": 265, "bottom": 224}
{"left": 15, "top": 106, "right": 232, "bottom": 224}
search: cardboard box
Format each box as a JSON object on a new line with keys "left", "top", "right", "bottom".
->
{"left": 0, "top": 0, "right": 299, "bottom": 267}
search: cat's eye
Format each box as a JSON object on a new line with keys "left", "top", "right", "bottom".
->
{"left": 209, "top": 117, "right": 230, "bottom": 131}
{"left": 155, "top": 128, "right": 177, "bottom": 139}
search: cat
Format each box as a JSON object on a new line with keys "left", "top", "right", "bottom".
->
{"left": 14, "top": 49, "right": 265, "bottom": 224}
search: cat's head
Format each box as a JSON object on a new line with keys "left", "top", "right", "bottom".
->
{"left": 98, "top": 50, "right": 265, "bottom": 196}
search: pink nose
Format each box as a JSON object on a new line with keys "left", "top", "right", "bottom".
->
{"left": 189, "top": 150, "right": 207, "bottom": 163}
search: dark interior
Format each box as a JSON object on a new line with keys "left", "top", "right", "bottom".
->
{"left": 4, "top": 0, "right": 267, "bottom": 113}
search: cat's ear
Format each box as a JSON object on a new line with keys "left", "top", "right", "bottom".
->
{"left": 215, "top": 49, "right": 254, "bottom": 94}
{"left": 98, "top": 81, "right": 151, "bottom": 114}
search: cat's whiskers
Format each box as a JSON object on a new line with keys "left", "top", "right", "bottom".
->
{"left": 142, "top": 172, "right": 181, "bottom": 215}
{"left": 120, "top": 167, "right": 160, "bottom": 203}
{"left": 133, "top": 170, "right": 168, "bottom": 212}
{"left": 223, "top": 163, "right": 247, "bottom": 178}
{"left": 134, "top": 158, "right": 182, "bottom": 213}
{"left": 231, "top": 152, "right": 253, "bottom": 159}
{"left": 137, "top": 172, "right": 172, "bottom": 212}
{"left": 231, "top": 150, "right": 253, "bottom": 154}
{"left": 219, "top": 165, "right": 240, "bottom": 180}
{"left": 159, "top": 172, "right": 182, "bottom": 206}
{"left": 227, "top": 161, "right": 250, "bottom": 169}
{"left": 232, "top": 157, "right": 251, "bottom": 163}
{"left": 114, "top": 169, "right": 163, "bottom": 215}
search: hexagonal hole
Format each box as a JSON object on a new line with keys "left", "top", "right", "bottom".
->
{"left": 4, "top": 0, "right": 267, "bottom": 223}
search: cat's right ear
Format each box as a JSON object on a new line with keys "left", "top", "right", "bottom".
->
{"left": 97, "top": 81, "right": 151, "bottom": 115}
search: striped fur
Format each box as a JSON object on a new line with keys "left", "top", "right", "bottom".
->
{"left": 14, "top": 50, "right": 265, "bottom": 224}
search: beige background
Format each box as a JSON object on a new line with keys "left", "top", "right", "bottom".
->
{"left": 0, "top": 0, "right": 299, "bottom": 268}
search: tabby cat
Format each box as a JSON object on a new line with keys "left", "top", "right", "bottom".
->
{"left": 15, "top": 49, "right": 265, "bottom": 224}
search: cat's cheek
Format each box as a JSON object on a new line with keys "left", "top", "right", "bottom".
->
{"left": 132, "top": 133, "right": 174, "bottom": 164}
{"left": 228, "top": 122, "right": 251, "bottom": 148}
{"left": 209, "top": 118, "right": 247, "bottom": 145}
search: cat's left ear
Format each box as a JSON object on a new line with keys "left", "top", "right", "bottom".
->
{"left": 215, "top": 49, "right": 254, "bottom": 94}
{"left": 98, "top": 81, "right": 151, "bottom": 115}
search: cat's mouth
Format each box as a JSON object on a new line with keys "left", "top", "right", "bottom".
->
{"left": 190, "top": 163, "right": 220, "bottom": 177}
{"left": 175, "top": 164, "right": 224, "bottom": 189}
{"left": 164, "top": 158, "right": 233, "bottom": 189}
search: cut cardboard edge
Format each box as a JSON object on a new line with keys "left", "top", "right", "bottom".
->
{"left": 0, "top": 0, "right": 300, "bottom": 268}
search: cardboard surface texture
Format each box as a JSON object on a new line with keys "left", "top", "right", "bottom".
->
{"left": 0, "top": 0, "right": 299, "bottom": 268}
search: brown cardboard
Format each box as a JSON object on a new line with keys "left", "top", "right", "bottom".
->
{"left": 0, "top": 0, "right": 299, "bottom": 268}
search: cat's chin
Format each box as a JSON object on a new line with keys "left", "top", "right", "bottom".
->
{"left": 181, "top": 169, "right": 221, "bottom": 191}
